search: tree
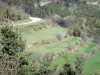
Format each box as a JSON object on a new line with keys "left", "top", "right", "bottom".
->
{"left": 73, "top": 28, "right": 81, "bottom": 37}
{"left": 0, "top": 26, "right": 25, "bottom": 56}
{"left": 5, "top": 9, "right": 10, "bottom": 19}
{"left": 57, "top": 19, "right": 68, "bottom": 28}
{"left": 59, "top": 63, "right": 75, "bottom": 75}
{"left": 59, "top": 55, "right": 75, "bottom": 75}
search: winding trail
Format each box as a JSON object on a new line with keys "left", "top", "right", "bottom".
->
{"left": 13, "top": 17, "right": 42, "bottom": 26}
{"left": 40, "top": 1, "right": 52, "bottom": 6}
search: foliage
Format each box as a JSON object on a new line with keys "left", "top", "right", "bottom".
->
{"left": 19, "top": 52, "right": 56, "bottom": 75}
{"left": 73, "top": 28, "right": 81, "bottom": 37}
{"left": 46, "top": 3, "right": 71, "bottom": 17}
{"left": 34, "top": 6, "right": 51, "bottom": 18}
{"left": 57, "top": 18, "right": 68, "bottom": 28}
{"left": 0, "top": 26, "right": 25, "bottom": 56}
{"left": 59, "top": 55, "right": 75, "bottom": 75}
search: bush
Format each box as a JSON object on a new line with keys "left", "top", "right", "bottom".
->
{"left": 73, "top": 28, "right": 81, "bottom": 37}
{"left": 0, "top": 26, "right": 25, "bottom": 55}
{"left": 56, "top": 33, "right": 62, "bottom": 41}
{"left": 57, "top": 18, "right": 68, "bottom": 28}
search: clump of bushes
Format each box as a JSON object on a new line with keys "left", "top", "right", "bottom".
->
{"left": 57, "top": 18, "right": 68, "bottom": 28}
{"left": 73, "top": 27, "right": 81, "bottom": 37}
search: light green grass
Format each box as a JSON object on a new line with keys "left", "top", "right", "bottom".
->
{"left": 76, "top": 39, "right": 96, "bottom": 53}
{"left": 84, "top": 48, "right": 100, "bottom": 75}
{"left": 50, "top": 39, "right": 97, "bottom": 74}
{"left": 26, "top": 37, "right": 79, "bottom": 54}
{"left": 20, "top": 26, "right": 67, "bottom": 44}
{"left": 51, "top": 53, "right": 78, "bottom": 75}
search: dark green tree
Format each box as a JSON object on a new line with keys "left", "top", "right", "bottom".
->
{"left": 59, "top": 63, "right": 75, "bottom": 75}
{"left": 0, "top": 26, "right": 25, "bottom": 56}
{"left": 59, "top": 55, "right": 75, "bottom": 75}
{"left": 73, "top": 28, "right": 81, "bottom": 37}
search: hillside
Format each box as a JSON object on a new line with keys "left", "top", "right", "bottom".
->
{"left": 0, "top": 0, "right": 100, "bottom": 75}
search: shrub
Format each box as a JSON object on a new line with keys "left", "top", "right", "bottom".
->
{"left": 57, "top": 18, "right": 68, "bottom": 28}
{"left": 73, "top": 27, "right": 81, "bottom": 37}
{"left": 56, "top": 33, "right": 62, "bottom": 41}
{"left": 0, "top": 26, "right": 25, "bottom": 55}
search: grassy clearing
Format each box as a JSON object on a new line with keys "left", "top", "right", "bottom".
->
{"left": 26, "top": 37, "right": 79, "bottom": 54}
{"left": 51, "top": 53, "right": 78, "bottom": 74}
{"left": 19, "top": 25, "right": 67, "bottom": 44}
{"left": 50, "top": 39, "right": 97, "bottom": 74}
{"left": 76, "top": 39, "right": 96, "bottom": 53}
{"left": 51, "top": 53, "right": 78, "bottom": 67}
{"left": 84, "top": 48, "right": 100, "bottom": 75}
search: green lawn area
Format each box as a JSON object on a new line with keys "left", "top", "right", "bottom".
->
{"left": 84, "top": 48, "right": 100, "bottom": 75}
{"left": 51, "top": 53, "right": 78, "bottom": 75}
{"left": 26, "top": 37, "right": 79, "bottom": 54}
{"left": 76, "top": 39, "right": 96, "bottom": 53}
{"left": 51, "top": 53, "right": 78, "bottom": 67}
{"left": 19, "top": 25, "right": 67, "bottom": 44}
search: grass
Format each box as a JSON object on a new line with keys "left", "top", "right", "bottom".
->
{"left": 51, "top": 53, "right": 78, "bottom": 67}
{"left": 51, "top": 53, "right": 78, "bottom": 74}
{"left": 76, "top": 39, "right": 96, "bottom": 53}
{"left": 18, "top": 19, "right": 99, "bottom": 75}
{"left": 84, "top": 48, "right": 100, "bottom": 75}
{"left": 50, "top": 39, "right": 97, "bottom": 74}
{"left": 26, "top": 37, "right": 79, "bottom": 54}
{"left": 19, "top": 25, "right": 67, "bottom": 44}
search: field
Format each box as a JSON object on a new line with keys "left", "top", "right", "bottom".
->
{"left": 18, "top": 20, "right": 100, "bottom": 75}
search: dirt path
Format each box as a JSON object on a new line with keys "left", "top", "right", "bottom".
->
{"left": 13, "top": 17, "right": 42, "bottom": 26}
{"left": 40, "top": 1, "right": 52, "bottom": 6}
